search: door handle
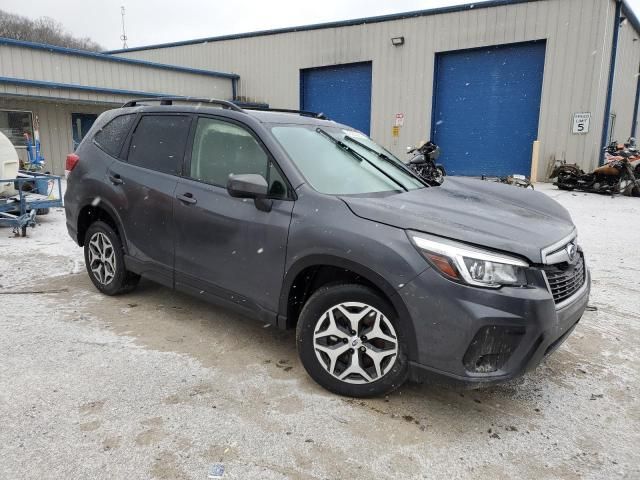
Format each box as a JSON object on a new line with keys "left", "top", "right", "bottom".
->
{"left": 108, "top": 173, "right": 123, "bottom": 185}
{"left": 176, "top": 192, "right": 197, "bottom": 205}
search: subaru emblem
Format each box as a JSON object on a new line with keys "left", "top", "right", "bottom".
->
{"left": 566, "top": 242, "right": 577, "bottom": 262}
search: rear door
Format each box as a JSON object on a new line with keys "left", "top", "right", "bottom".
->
{"left": 108, "top": 113, "right": 192, "bottom": 287}
{"left": 173, "top": 115, "right": 294, "bottom": 318}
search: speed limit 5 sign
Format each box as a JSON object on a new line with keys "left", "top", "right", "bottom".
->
{"left": 572, "top": 112, "right": 591, "bottom": 134}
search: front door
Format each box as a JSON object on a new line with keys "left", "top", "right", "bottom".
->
{"left": 174, "top": 116, "right": 293, "bottom": 318}
{"left": 109, "top": 113, "right": 192, "bottom": 286}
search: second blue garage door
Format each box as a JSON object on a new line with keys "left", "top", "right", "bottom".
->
{"left": 301, "top": 62, "right": 372, "bottom": 135}
{"left": 432, "top": 41, "right": 546, "bottom": 176}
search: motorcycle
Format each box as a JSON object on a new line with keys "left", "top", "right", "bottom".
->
{"left": 551, "top": 139, "right": 640, "bottom": 196}
{"left": 406, "top": 140, "right": 446, "bottom": 185}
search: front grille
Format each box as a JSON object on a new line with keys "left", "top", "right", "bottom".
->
{"left": 542, "top": 252, "right": 586, "bottom": 304}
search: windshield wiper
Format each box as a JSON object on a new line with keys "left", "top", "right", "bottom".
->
{"left": 315, "top": 128, "right": 408, "bottom": 192}
{"left": 343, "top": 135, "right": 429, "bottom": 187}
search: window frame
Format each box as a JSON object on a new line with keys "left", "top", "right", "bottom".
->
{"left": 92, "top": 113, "right": 138, "bottom": 159}
{"left": 120, "top": 113, "right": 193, "bottom": 176}
{"left": 0, "top": 108, "right": 34, "bottom": 149}
{"left": 183, "top": 114, "right": 295, "bottom": 200}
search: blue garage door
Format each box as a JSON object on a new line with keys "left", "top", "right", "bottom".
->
{"left": 432, "top": 42, "right": 546, "bottom": 176}
{"left": 301, "top": 62, "right": 372, "bottom": 135}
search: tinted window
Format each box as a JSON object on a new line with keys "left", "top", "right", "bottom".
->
{"left": 190, "top": 117, "right": 287, "bottom": 197}
{"left": 93, "top": 114, "right": 135, "bottom": 157}
{"left": 128, "top": 115, "right": 191, "bottom": 175}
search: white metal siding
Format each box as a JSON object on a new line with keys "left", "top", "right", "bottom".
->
{"left": 115, "top": 0, "right": 620, "bottom": 178}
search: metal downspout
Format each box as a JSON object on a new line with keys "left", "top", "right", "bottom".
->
{"left": 600, "top": 0, "right": 623, "bottom": 164}
{"left": 631, "top": 67, "right": 640, "bottom": 138}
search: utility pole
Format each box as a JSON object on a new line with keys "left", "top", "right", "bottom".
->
{"left": 120, "top": 6, "right": 128, "bottom": 49}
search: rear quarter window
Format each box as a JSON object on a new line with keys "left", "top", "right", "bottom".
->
{"left": 93, "top": 113, "right": 136, "bottom": 158}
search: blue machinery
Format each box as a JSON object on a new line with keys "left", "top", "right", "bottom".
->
{"left": 0, "top": 171, "right": 63, "bottom": 236}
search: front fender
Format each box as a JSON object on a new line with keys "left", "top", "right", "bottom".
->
{"left": 278, "top": 254, "right": 421, "bottom": 362}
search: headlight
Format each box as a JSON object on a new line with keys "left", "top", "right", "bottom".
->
{"left": 408, "top": 231, "right": 529, "bottom": 288}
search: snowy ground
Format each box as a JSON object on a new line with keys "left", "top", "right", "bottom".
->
{"left": 0, "top": 183, "right": 638, "bottom": 480}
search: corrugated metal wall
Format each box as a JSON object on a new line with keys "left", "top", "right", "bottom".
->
{"left": 610, "top": 18, "right": 640, "bottom": 143}
{"left": 0, "top": 41, "right": 236, "bottom": 174}
{"left": 0, "top": 97, "right": 109, "bottom": 173}
{"left": 0, "top": 42, "right": 233, "bottom": 101}
{"left": 114, "top": 0, "right": 622, "bottom": 178}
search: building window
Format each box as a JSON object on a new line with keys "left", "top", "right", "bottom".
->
{"left": 0, "top": 109, "right": 34, "bottom": 148}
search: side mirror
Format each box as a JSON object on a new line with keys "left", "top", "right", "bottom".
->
{"left": 227, "top": 174, "right": 268, "bottom": 198}
{"left": 226, "top": 174, "right": 272, "bottom": 212}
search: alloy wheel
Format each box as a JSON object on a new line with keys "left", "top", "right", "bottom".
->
{"left": 87, "top": 232, "right": 116, "bottom": 285}
{"left": 313, "top": 302, "right": 398, "bottom": 384}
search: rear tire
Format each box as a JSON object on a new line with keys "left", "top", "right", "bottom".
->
{"left": 84, "top": 221, "right": 140, "bottom": 295}
{"left": 296, "top": 284, "right": 408, "bottom": 397}
{"left": 620, "top": 177, "right": 640, "bottom": 197}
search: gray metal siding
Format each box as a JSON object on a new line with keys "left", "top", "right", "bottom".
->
{"left": 0, "top": 97, "right": 109, "bottom": 174}
{"left": 610, "top": 18, "right": 640, "bottom": 142}
{"left": 0, "top": 43, "right": 233, "bottom": 102}
{"left": 115, "top": 0, "right": 618, "bottom": 178}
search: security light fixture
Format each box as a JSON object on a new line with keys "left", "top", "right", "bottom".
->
{"left": 391, "top": 36, "right": 405, "bottom": 47}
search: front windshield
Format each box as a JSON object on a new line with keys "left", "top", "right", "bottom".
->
{"left": 270, "top": 125, "right": 424, "bottom": 195}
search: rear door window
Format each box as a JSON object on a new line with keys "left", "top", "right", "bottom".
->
{"left": 93, "top": 113, "right": 136, "bottom": 158}
{"left": 127, "top": 115, "right": 191, "bottom": 175}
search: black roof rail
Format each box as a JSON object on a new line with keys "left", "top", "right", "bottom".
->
{"left": 241, "top": 106, "right": 328, "bottom": 120}
{"left": 122, "top": 96, "right": 244, "bottom": 112}
{"left": 232, "top": 100, "right": 270, "bottom": 109}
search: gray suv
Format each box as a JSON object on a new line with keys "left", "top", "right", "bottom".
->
{"left": 64, "top": 98, "right": 590, "bottom": 397}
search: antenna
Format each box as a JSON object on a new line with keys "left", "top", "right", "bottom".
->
{"left": 120, "top": 6, "right": 128, "bottom": 49}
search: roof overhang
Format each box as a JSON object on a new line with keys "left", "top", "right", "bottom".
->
{"left": 621, "top": 0, "right": 640, "bottom": 36}
{"left": 0, "top": 37, "right": 239, "bottom": 79}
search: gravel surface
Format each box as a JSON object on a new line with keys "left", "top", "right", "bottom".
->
{"left": 0, "top": 183, "right": 638, "bottom": 479}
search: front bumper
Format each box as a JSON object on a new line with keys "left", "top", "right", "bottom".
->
{"left": 402, "top": 264, "right": 590, "bottom": 387}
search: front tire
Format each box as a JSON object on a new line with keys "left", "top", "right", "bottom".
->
{"left": 84, "top": 221, "right": 140, "bottom": 295}
{"left": 296, "top": 284, "right": 408, "bottom": 397}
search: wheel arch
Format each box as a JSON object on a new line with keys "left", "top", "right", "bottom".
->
{"left": 279, "top": 254, "right": 418, "bottom": 361}
{"left": 76, "top": 198, "right": 127, "bottom": 252}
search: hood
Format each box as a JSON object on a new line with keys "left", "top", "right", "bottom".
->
{"left": 340, "top": 177, "right": 575, "bottom": 264}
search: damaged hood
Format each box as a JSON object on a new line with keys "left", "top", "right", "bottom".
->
{"left": 340, "top": 177, "right": 575, "bottom": 263}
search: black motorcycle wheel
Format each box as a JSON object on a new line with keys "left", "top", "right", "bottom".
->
{"left": 556, "top": 173, "right": 575, "bottom": 191}
{"left": 620, "top": 178, "right": 640, "bottom": 197}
